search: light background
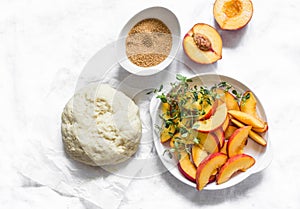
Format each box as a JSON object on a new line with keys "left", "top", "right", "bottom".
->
{"left": 1, "top": 0, "right": 300, "bottom": 208}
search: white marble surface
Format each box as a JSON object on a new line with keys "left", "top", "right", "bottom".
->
{"left": 1, "top": 0, "right": 300, "bottom": 208}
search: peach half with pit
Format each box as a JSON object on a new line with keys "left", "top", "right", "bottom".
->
{"left": 213, "top": 0, "right": 254, "bottom": 30}
{"left": 183, "top": 23, "right": 222, "bottom": 64}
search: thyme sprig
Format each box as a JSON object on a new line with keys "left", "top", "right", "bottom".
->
{"left": 153, "top": 74, "right": 250, "bottom": 160}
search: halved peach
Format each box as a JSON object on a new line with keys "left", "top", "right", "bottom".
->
{"left": 192, "top": 145, "right": 209, "bottom": 167}
{"left": 213, "top": 0, "right": 254, "bottom": 30}
{"left": 196, "top": 153, "right": 228, "bottom": 190}
{"left": 193, "top": 103, "right": 228, "bottom": 133}
{"left": 225, "top": 92, "right": 240, "bottom": 111}
{"left": 231, "top": 118, "right": 267, "bottom": 146}
{"left": 227, "top": 126, "right": 251, "bottom": 157}
{"left": 217, "top": 154, "right": 255, "bottom": 184}
{"left": 178, "top": 152, "right": 197, "bottom": 182}
{"left": 228, "top": 110, "right": 265, "bottom": 128}
{"left": 225, "top": 125, "right": 238, "bottom": 140}
{"left": 183, "top": 23, "right": 222, "bottom": 64}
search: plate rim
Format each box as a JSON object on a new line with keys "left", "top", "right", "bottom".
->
{"left": 150, "top": 73, "right": 272, "bottom": 190}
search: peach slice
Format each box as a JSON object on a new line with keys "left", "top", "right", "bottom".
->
{"left": 213, "top": 0, "right": 254, "bottom": 30}
{"left": 240, "top": 91, "right": 258, "bottom": 117}
{"left": 221, "top": 114, "right": 230, "bottom": 131}
{"left": 231, "top": 118, "right": 267, "bottom": 146}
{"left": 193, "top": 103, "right": 228, "bottom": 133}
{"left": 227, "top": 126, "right": 252, "bottom": 157}
{"left": 214, "top": 128, "right": 225, "bottom": 148}
{"left": 228, "top": 110, "right": 265, "bottom": 128}
{"left": 217, "top": 154, "right": 255, "bottom": 184}
{"left": 198, "top": 132, "right": 220, "bottom": 153}
{"left": 178, "top": 152, "right": 197, "bottom": 182}
{"left": 160, "top": 125, "right": 176, "bottom": 143}
{"left": 169, "top": 132, "right": 181, "bottom": 148}
{"left": 196, "top": 153, "right": 228, "bottom": 190}
{"left": 225, "top": 125, "right": 238, "bottom": 140}
{"left": 183, "top": 23, "right": 222, "bottom": 64}
{"left": 192, "top": 145, "right": 209, "bottom": 167}
{"left": 225, "top": 92, "right": 240, "bottom": 111}
{"left": 240, "top": 91, "right": 268, "bottom": 132}
{"left": 252, "top": 123, "right": 269, "bottom": 133}
{"left": 161, "top": 102, "right": 171, "bottom": 114}
{"left": 220, "top": 140, "right": 228, "bottom": 155}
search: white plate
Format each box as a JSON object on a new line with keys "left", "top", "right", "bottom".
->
{"left": 149, "top": 74, "right": 272, "bottom": 190}
{"left": 116, "top": 6, "right": 181, "bottom": 76}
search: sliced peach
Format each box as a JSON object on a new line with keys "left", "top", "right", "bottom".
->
{"left": 169, "top": 137, "right": 175, "bottom": 148}
{"left": 217, "top": 154, "right": 255, "bottom": 184}
{"left": 231, "top": 118, "right": 267, "bottom": 146}
{"left": 181, "top": 92, "right": 201, "bottom": 110}
{"left": 160, "top": 125, "right": 176, "bottom": 143}
{"left": 220, "top": 140, "right": 228, "bottom": 155}
{"left": 169, "top": 132, "right": 181, "bottom": 148}
{"left": 240, "top": 91, "right": 258, "bottom": 117}
{"left": 183, "top": 23, "right": 222, "bottom": 64}
{"left": 221, "top": 114, "right": 230, "bottom": 131}
{"left": 214, "top": 128, "right": 225, "bottom": 148}
{"left": 192, "top": 145, "right": 209, "bottom": 167}
{"left": 240, "top": 91, "right": 268, "bottom": 132}
{"left": 225, "top": 125, "right": 238, "bottom": 140}
{"left": 196, "top": 153, "right": 228, "bottom": 190}
{"left": 198, "top": 132, "right": 220, "bottom": 153}
{"left": 225, "top": 92, "right": 240, "bottom": 111}
{"left": 228, "top": 110, "right": 265, "bottom": 128}
{"left": 193, "top": 103, "right": 228, "bottom": 133}
{"left": 213, "top": 0, "right": 254, "bottom": 30}
{"left": 227, "top": 126, "right": 251, "bottom": 157}
{"left": 178, "top": 152, "right": 197, "bottom": 182}
{"left": 161, "top": 102, "right": 171, "bottom": 114}
{"left": 198, "top": 99, "right": 218, "bottom": 121}
{"left": 252, "top": 123, "right": 268, "bottom": 133}
{"left": 213, "top": 88, "right": 226, "bottom": 102}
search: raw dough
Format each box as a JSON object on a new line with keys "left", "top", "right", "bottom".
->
{"left": 61, "top": 83, "right": 142, "bottom": 166}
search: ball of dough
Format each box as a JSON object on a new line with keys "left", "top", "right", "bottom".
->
{"left": 61, "top": 83, "right": 142, "bottom": 166}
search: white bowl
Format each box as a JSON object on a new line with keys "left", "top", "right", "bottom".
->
{"left": 116, "top": 7, "right": 181, "bottom": 76}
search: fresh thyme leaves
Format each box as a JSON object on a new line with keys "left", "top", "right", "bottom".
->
{"left": 146, "top": 84, "right": 164, "bottom": 95}
{"left": 176, "top": 74, "right": 192, "bottom": 83}
{"left": 193, "top": 137, "right": 200, "bottom": 144}
{"left": 218, "top": 81, "right": 232, "bottom": 91}
{"left": 241, "top": 92, "right": 251, "bottom": 103}
{"left": 154, "top": 74, "right": 250, "bottom": 159}
{"left": 163, "top": 149, "right": 173, "bottom": 159}
{"left": 156, "top": 93, "right": 167, "bottom": 103}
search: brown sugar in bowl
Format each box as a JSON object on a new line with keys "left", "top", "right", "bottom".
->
{"left": 116, "top": 7, "right": 181, "bottom": 76}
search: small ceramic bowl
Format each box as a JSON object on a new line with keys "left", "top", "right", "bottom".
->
{"left": 116, "top": 7, "right": 181, "bottom": 76}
